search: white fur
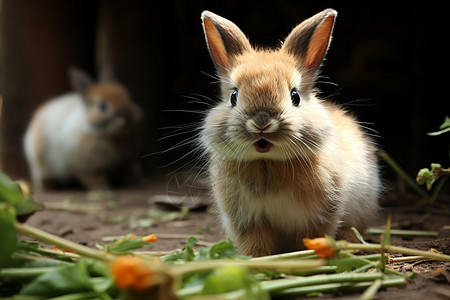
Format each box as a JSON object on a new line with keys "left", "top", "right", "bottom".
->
{"left": 24, "top": 93, "right": 87, "bottom": 183}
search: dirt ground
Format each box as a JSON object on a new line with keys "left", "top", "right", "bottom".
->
{"left": 23, "top": 176, "right": 450, "bottom": 300}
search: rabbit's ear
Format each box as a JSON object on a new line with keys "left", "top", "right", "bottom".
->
{"left": 201, "top": 11, "right": 252, "bottom": 74}
{"left": 98, "top": 64, "right": 116, "bottom": 83}
{"left": 68, "top": 67, "right": 93, "bottom": 95}
{"left": 282, "top": 9, "right": 336, "bottom": 76}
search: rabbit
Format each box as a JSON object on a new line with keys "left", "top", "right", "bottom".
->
{"left": 200, "top": 9, "right": 381, "bottom": 257}
{"left": 24, "top": 67, "right": 142, "bottom": 190}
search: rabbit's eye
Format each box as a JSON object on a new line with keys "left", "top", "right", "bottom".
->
{"left": 98, "top": 101, "right": 108, "bottom": 112}
{"left": 230, "top": 89, "right": 238, "bottom": 107}
{"left": 291, "top": 88, "right": 300, "bottom": 106}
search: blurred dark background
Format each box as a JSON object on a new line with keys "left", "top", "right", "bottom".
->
{"left": 0, "top": 1, "right": 448, "bottom": 186}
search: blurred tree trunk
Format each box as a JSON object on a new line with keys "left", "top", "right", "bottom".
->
{"left": 96, "top": 0, "right": 167, "bottom": 175}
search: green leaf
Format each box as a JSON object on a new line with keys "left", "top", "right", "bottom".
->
{"left": 0, "top": 203, "right": 18, "bottom": 267}
{"left": 181, "top": 237, "right": 197, "bottom": 262}
{"left": 96, "top": 234, "right": 150, "bottom": 255}
{"left": 164, "top": 238, "right": 255, "bottom": 294}
{"left": 440, "top": 115, "right": 450, "bottom": 129}
{"left": 350, "top": 227, "right": 369, "bottom": 245}
{"left": 167, "top": 236, "right": 199, "bottom": 263}
{"left": 163, "top": 237, "right": 249, "bottom": 264}
{"left": 128, "top": 216, "right": 154, "bottom": 229}
{"left": 20, "top": 260, "right": 114, "bottom": 298}
{"left": 20, "top": 261, "right": 92, "bottom": 297}
{"left": 202, "top": 266, "right": 269, "bottom": 299}
{"left": 328, "top": 254, "right": 381, "bottom": 273}
{"left": 0, "top": 172, "right": 39, "bottom": 218}
{"left": 14, "top": 241, "right": 75, "bottom": 265}
{"left": 416, "top": 167, "right": 434, "bottom": 189}
{"left": 148, "top": 208, "right": 188, "bottom": 221}
{"left": 196, "top": 239, "right": 249, "bottom": 261}
{"left": 417, "top": 163, "right": 450, "bottom": 190}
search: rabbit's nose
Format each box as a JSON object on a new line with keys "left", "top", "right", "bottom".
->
{"left": 252, "top": 111, "right": 271, "bottom": 129}
{"left": 246, "top": 111, "right": 279, "bottom": 134}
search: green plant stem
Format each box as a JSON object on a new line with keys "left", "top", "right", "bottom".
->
{"left": 178, "top": 273, "right": 384, "bottom": 298}
{"left": 340, "top": 242, "right": 450, "bottom": 261}
{"left": 0, "top": 266, "right": 60, "bottom": 279}
{"left": 379, "top": 150, "right": 430, "bottom": 199}
{"left": 293, "top": 265, "right": 337, "bottom": 275}
{"left": 427, "top": 127, "right": 450, "bottom": 136}
{"left": 273, "top": 277, "right": 406, "bottom": 296}
{"left": 47, "top": 291, "right": 113, "bottom": 300}
{"left": 360, "top": 279, "right": 382, "bottom": 300}
{"left": 169, "top": 259, "right": 326, "bottom": 277}
{"left": 15, "top": 222, "right": 113, "bottom": 262}
{"left": 260, "top": 272, "right": 383, "bottom": 293}
{"left": 0, "top": 296, "right": 40, "bottom": 300}
{"left": 250, "top": 249, "right": 316, "bottom": 261}
{"left": 181, "top": 288, "right": 247, "bottom": 300}
{"left": 177, "top": 285, "right": 203, "bottom": 298}
{"left": 350, "top": 227, "right": 369, "bottom": 245}
{"left": 365, "top": 228, "right": 439, "bottom": 237}
{"left": 389, "top": 256, "right": 425, "bottom": 263}
{"left": 353, "top": 263, "right": 374, "bottom": 273}
{"left": 431, "top": 174, "right": 449, "bottom": 204}
{"left": 328, "top": 253, "right": 385, "bottom": 273}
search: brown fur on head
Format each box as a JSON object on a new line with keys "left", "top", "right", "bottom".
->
{"left": 69, "top": 67, "right": 141, "bottom": 136}
{"left": 202, "top": 9, "right": 336, "bottom": 92}
{"left": 200, "top": 10, "right": 337, "bottom": 163}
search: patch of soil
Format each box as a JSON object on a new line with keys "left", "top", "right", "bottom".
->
{"left": 25, "top": 178, "right": 223, "bottom": 252}
{"left": 24, "top": 178, "right": 450, "bottom": 299}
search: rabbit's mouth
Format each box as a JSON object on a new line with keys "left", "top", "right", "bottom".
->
{"left": 254, "top": 139, "right": 272, "bottom": 153}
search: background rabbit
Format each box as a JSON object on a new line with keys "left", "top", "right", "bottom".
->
{"left": 24, "top": 67, "right": 142, "bottom": 190}
{"left": 200, "top": 9, "right": 381, "bottom": 256}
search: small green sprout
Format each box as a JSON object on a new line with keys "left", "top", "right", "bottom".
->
{"left": 415, "top": 116, "right": 450, "bottom": 202}
{"left": 427, "top": 115, "right": 450, "bottom": 136}
{"left": 416, "top": 163, "right": 450, "bottom": 191}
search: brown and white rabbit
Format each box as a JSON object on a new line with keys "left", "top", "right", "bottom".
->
{"left": 200, "top": 9, "right": 381, "bottom": 256}
{"left": 24, "top": 67, "right": 141, "bottom": 190}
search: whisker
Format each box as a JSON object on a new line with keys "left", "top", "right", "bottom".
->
{"left": 162, "top": 145, "right": 207, "bottom": 174}
{"left": 162, "top": 109, "right": 208, "bottom": 115}
{"left": 340, "top": 98, "right": 374, "bottom": 107}
{"left": 158, "top": 128, "right": 199, "bottom": 141}
{"left": 159, "top": 122, "right": 200, "bottom": 131}
{"left": 180, "top": 93, "right": 217, "bottom": 107}
{"left": 284, "top": 137, "right": 316, "bottom": 186}
{"left": 200, "top": 70, "right": 221, "bottom": 82}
